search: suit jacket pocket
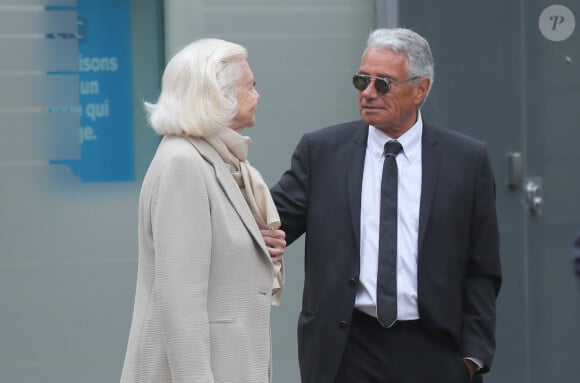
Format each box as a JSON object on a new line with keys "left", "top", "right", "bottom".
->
{"left": 209, "top": 317, "right": 237, "bottom": 324}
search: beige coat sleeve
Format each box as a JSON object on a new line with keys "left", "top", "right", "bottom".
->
{"left": 150, "top": 153, "right": 215, "bottom": 382}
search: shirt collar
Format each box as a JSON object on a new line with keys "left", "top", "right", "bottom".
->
{"left": 367, "top": 111, "right": 423, "bottom": 163}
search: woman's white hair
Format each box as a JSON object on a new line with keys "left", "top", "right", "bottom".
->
{"left": 145, "top": 38, "right": 247, "bottom": 137}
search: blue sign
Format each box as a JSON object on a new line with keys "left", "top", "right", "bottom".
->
{"left": 50, "top": 0, "right": 134, "bottom": 182}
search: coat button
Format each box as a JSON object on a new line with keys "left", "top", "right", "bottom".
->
{"left": 339, "top": 321, "right": 348, "bottom": 329}
{"left": 348, "top": 277, "right": 358, "bottom": 287}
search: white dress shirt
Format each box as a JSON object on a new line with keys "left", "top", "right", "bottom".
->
{"left": 355, "top": 113, "right": 423, "bottom": 321}
{"left": 353, "top": 114, "right": 484, "bottom": 369}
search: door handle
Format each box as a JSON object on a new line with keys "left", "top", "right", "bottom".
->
{"left": 525, "top": 177, "right": 543, "bottom": 216}
{"left": 506, "top": 152, "right": 523, "bottom": 189}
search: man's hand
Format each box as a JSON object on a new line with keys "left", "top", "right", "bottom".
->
{"left": 261, "top": 229, "right": 286, "bottom": 264}
{"left": 463, "top": 359, "right": 475, "bottom": 381}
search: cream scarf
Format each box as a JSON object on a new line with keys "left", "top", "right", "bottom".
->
{"left": 205, "top": 127, "right": 283, "bottom": 305}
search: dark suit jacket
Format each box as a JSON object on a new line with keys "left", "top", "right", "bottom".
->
{"left": 271, "top": 120, "right": 502, "bottom": 383}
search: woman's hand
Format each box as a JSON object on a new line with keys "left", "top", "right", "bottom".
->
{"left": 261, "top": 229, "right": 286, "bottom": 263}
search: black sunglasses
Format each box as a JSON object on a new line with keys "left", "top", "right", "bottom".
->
{"left": 352, "top": 73, "right": 419, "bottom": 94}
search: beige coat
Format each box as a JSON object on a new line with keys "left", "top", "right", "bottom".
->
{"left": 121, "top": 135, "right": 279, "bottom": 383}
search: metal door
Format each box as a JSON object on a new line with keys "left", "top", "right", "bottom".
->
{"left": 393, "top": 1, "right": 580, "bottom": 382}
{"left": 518, "top": 2, "right": 580, "bottom": 383}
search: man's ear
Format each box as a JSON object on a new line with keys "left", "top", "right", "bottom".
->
{"left": 414, "top": 77, "right": 431, "bottom": 105}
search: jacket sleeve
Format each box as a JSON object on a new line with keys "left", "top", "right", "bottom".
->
{"left": 461, "top": 145, "right": 502, "bottom": 373}
{"left": 150, "top": 153, "right": 215, "bottom": 382}
{"left": 270, "top": 135, "right": 310, "bottom": 245}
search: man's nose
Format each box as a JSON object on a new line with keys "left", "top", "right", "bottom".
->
{"left": 361, "top": 80, "right": 377, "bottom": 97}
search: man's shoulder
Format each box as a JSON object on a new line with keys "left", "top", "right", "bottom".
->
{"left": 424, "top": 120, "right": 487, "bottom": 150}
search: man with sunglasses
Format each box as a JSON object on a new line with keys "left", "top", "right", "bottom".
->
{"left": 267, "top": 28, "right": 501, "bottom": 383}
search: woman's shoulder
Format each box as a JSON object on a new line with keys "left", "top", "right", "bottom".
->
{"left": 151, "top": 136, "right": 205, "bottom": 164}
{"left": 144, "top": 136, "right": 208, "bottom": 181}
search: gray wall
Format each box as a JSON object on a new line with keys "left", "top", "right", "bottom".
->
{"left": 0, "top": 1, "right": 162, "bottom": 382}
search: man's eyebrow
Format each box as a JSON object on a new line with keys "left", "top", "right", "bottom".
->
{"left": 359, "top": 71, "right": 393, "bottom": 80}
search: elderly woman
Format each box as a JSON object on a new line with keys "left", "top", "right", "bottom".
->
{"left": 120, "top": 38, "right": 284, "bottom": 383}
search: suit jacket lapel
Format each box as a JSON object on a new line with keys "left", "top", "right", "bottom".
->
{"left": 186, "top": 137, "right": 270, "bottom": 258}
{"left": 347, "top": 121, "right": 369, "bottom": 247}
{"left": 418, "top": 123, "right": 441, "bottom": 254}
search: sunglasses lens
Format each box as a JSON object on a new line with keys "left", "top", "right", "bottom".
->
{"left": 352, "top": 75, "right": 369, "bottom": 91}
{"left": 352, "top": 74, "right": 391, "bottom": 94}
{"left": 374, "top": 79, "right": 390, "bottom": 94}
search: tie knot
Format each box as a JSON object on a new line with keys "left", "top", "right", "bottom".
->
{"left": 384, "top": 140, "right": 402, "bottom": 157}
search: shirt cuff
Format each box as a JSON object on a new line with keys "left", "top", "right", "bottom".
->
{"left": 464, "top": 357, "right": 483, "bottom": 370}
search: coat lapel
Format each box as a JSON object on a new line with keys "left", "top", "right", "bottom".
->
{"left": 418, "top": 123, "right": 441, "bottom": 254}
{"left": 186, "top": 137, "right": 270, "bottom": 258}
{"left": 347, "top": 122, "right": 369, "bottom": 247}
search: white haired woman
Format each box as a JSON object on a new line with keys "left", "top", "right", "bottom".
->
{"left": 120, "top": 38, "right": 285, "bottom": 383}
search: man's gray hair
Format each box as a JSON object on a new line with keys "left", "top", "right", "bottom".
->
{"left": 365, "top": 28, "right": 435, "bottom": 103}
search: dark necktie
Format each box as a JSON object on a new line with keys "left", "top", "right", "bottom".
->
{"left": 377, "top": 140, "right": 403, "bottom": 327}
